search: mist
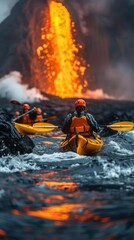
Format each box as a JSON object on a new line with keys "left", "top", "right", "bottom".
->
{"left": 0, "top": 71, "right": 48, "bottom": 102}
{"left": 0, "top": 0, "right": 19, "bottom": 23}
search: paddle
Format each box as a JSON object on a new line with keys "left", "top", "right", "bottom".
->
{"left": 105, "top": 121, "right": 134, "bottom": 131}
{"left": 33, "top": 122, "right": 60, "bottom": 129}
{"left": 10, "top": 100, "right": 23, "bottom": 106}
{"left": 33, "top": 123, "right": 61, "bottom": 131}
{"left": 33, "top": 115, "right": 57, "bottom": 123}
{"left": 33, "top": 121, "right": 134, "bottom": 132}
{"left": 13, "top": 108, "right": 35, "bottom": 122}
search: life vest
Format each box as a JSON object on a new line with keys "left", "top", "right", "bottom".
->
{"left": 35, "top": 114, "right": 43, "bottom": 122}
{"left": 70, "top": 116, "right": 90, "bottom": 133}
{"left": 21, "top": 114, "right": 32, "bottom": 124}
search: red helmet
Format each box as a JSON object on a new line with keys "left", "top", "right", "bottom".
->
{"left": 23, "top": 104, "right": 30, "bottom": 111}
{"left": 74, "top": 99, "right": 86, "bottom": 108}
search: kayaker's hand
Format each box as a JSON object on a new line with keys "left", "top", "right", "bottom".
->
{"left": 33, "top": 107, "right": 37, "bottom": 112}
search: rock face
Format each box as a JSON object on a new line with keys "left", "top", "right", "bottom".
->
{"left": 0, "top": 0, "right": 134, "bottom": 98}
{"left": 0, "top": 0, "right": 48, "bottom": 85}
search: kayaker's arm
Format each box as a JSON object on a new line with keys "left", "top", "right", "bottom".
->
{"left": 61, "top": 113, "right": 72, "bottom": 134}
{"left": 86, "top": 113, "right": 100, "bottom": 133}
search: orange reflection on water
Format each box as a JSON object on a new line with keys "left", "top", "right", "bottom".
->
{"left": 21, "top": 171, "right": 58, "bottom": 179}
{"left": 12, "top": 202, "right": 111, "bottom": 223}
{"left": 45, "top": 195, "right": 65, "bottom": 204}
{"left": 42, "top": 141, "right": 53, "bottom": 145}
{"left": 0, "top": 229, "right": 7, "bottom": 237}
{"left": 25, "top": 202, "right": 87, "bottom": 221}
{"left": 38, "top": 181, "right": 79, "bottom": 191}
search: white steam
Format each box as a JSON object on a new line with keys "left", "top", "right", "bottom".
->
{"left": 0, "top": 71, "right": 48, "bottom": 102}
{"left": 82, "top": 89, "right": 115, "bottom": 99}
{"left": 0, "top": 0, "right": 19, "bottom": 23}
{"left": 82, "top": 0, "right": 114, "bottom": 15}
{"left": 73, "top": 0, "right": 114, "bottom": 34}
{"left": 105, "top": 62, "right": 134, "bottom": 100}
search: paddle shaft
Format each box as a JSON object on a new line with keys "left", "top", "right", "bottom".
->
{"left": 13, "top": 108, "right": 35, "bottom": 122}
{"left": 34, "top": 121, "right": 134, "bottom": 132}
{"left": 34, "top": 116, "right": 57, "bottom": 123}
{"left": 33, "top": 125, "right": 61, "bottom": 128}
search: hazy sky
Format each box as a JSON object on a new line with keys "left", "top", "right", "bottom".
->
{"left": 0, "top": 0, "right": 19, "bottom": 23}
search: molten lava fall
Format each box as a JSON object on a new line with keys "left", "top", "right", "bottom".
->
{"left": 37, "top": 0, "right": 88, "bottom": 98}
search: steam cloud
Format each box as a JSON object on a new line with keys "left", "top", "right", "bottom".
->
{"left": 0, "top": 71, "right": 48, "bottom": 102}
{"left": 0, "top": 72, "right": 115, "bottom": 100}
{"left": 105, "top": 62, "right": 134, "bottom": 101}
{"left": 0, "top": 0, "right": 19, "bottom": 23}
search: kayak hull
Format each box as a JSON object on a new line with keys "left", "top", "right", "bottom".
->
{"left": 59, "top": 134, "right": 103, "bottom": 155}
{"left": 14, "top": 123, "right": 53, "bottom": 135}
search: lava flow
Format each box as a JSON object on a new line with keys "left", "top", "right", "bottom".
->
{"left": 37, "top": 0, "right": 88, "bottom": 98}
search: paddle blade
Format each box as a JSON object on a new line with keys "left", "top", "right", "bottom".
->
{"left": 33, "top": 122, "right": 59, "bottom": 131}
{"left": 34, "top": 116, "right": 57, "bottom": 123}
{"left": 10, "top": 100, "right": 22, "bottom": 105}
{"left": 47, "top": 116, "right": 57, "bottom": 121}
{"left": 107, "top": 121, "right": 134, "bottom": 131}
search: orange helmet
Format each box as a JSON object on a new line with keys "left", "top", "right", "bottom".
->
{"left": 74, "top": 99, "right": 86, "bottom": 108}
{"left": 23, "top": 103, "right": 30, "bottom": 111}
{"left": 14, "top": 111, "right": 20, "bottom": 117}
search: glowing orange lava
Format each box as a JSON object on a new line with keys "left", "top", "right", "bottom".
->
{"left": 37, "top": 0, "right": 88, "bottom": 98}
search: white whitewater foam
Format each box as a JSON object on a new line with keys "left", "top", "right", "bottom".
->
{"left": 31, "top": 151, "right": 85, "bottom": 162}
{"left": 109, "top": 140, "right": 134, "bottom": 156}
{"left": 0, "top": 151, "right": 84, "bottom": 173}
{"left": 0, "top": 154, "right": 40, "bottom": 173}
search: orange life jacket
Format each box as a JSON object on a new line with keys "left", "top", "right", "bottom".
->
{"left": 70, "top": 116, "right": 90, "bottom": 133}
{"left": 35, "top": 114, "right": 44, "bottom": 122}
{"left": 21, "top": 114, "right": 32, "bottom": 124}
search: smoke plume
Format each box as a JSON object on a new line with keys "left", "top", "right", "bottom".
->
{"left": 0, "top": 71, "right": 48, "bottom": 102}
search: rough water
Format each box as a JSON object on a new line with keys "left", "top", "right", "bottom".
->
{"left": 0, "top": 129, "right": 134, "bottom": 240}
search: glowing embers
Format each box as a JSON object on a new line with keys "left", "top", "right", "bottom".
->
{"left": 37, "top": 0, "right": 88, "bottom": 98}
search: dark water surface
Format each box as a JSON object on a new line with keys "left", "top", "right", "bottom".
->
{"left": 0, "top": 129, "right": 134, "bottom": 240}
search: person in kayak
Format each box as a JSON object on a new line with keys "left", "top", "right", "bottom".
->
{"left": 61, "top": 99, "right": 100, "bottom": 137}
{"left": 33, "top": 108, "right": 44, "bottom": 122}
{"left": 14, "top": 104, "right": 44, "bottom": 124}
{"left": 0, "top": 108, "right": 35, "bottom": 157}
{"left": 14, "top": 103, "right": 33, "bottom": 124}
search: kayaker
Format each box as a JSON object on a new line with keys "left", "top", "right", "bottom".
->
{"left": 14, "top": 103, "right": 32, "bottom": 124}
{"left": 62, "top": 99, "right": 100, "bottom": 137}
{"left": 14, "top": 104, "right": 44, "bottom": 124}
{"left": 33, "top": 107, "right": 44, "bottom": 122}
{"left": 0, "top": 108, "right": 35, "bottom": 157}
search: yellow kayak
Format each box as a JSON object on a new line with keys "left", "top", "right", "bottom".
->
{"left": 59, "top": 134, "right": 104, "bottom": 155}
{"left": 14, "top": 123, "right": 53, "bottom": 135}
